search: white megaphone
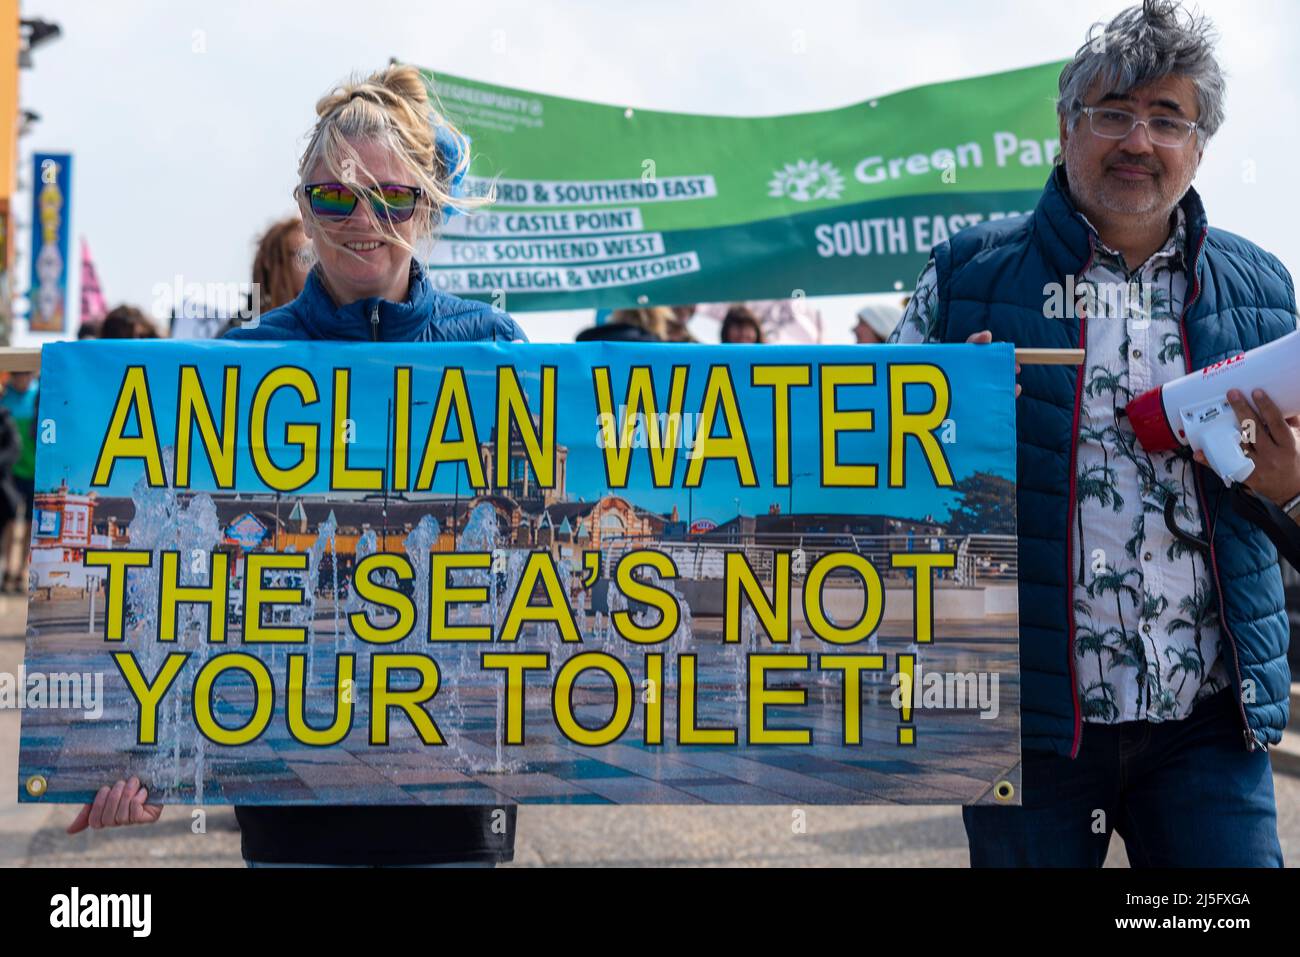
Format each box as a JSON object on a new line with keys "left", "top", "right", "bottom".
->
{"left": 1126, "top": 329, "right": 1300, "bottom": 486}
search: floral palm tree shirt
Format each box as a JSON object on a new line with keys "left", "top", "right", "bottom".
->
{"left": 890, "top": 206, "right": 1233, "bottom": 724}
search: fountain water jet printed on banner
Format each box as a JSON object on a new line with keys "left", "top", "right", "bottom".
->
{"left": 18, "top": 339, "right": 1020, "bottom": 805}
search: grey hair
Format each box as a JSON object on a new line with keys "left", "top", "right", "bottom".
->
{"left": 1057, "top": 0, "right": 1225, "bottom": 140}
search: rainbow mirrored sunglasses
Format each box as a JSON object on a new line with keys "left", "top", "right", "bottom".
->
{"left": 301, "top": 183, "right": 425, "bottom": 224}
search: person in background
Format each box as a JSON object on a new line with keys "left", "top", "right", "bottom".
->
{"left": 76, "top": 323, "right": 100, "bottom": 339}
{"left": 663, "top": 309, "right": 696, "bottom": 342}
{"left": 853, "top": 302, "right": 903, "bottom": 344}
{"left": 66, "top": 63, "right": 524, "bottom": 867}
{"left": 720, "top": 305, "right": 764, "bottom": 343}
{"left": 217, "top": 216, "right": 314, "bottom": 337}
{"left": 575, "top": 321, "right": 662, "bottom": 342}
{"left": 253, "top": 215, "right": 313, "bottom": 311}
{"left": 609, "top": 307, "right": 685, "bottom": 341}
{"left": 0, "top": 400, "right": 23, "bottom": 586}
{"left": 665, "top": 322, "right": 695, "bottom": 342}
{"left": 0, "top": 371, "right": 38, "bottom": 593}
{"left": 697, "top": 298, "right": 824, "bottom": 343}
{"left": 99, "top": 304, "right": 162, "bottom": 339}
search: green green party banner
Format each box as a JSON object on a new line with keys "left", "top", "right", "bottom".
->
{"left": 422, "top": 61, "right": 1066, "bottom": 310}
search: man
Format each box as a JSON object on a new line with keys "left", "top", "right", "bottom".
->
{"left": 890, "top": 0, "right": 1294, "bottom": 866}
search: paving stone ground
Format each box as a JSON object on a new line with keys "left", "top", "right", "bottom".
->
{"left": 2, "top": 596, "right": 1296, "bottom": 868}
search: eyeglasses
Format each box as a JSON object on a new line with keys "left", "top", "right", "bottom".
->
{"left": 1079, "top": 106, "right": 1201, "bottom": 148}
{"left": 301, "top": 183, "right": 425, "bottom": 224}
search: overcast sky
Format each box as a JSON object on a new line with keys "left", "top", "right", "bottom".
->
{"left": 13, "top": 0, "right": 1299, "bottom": 345}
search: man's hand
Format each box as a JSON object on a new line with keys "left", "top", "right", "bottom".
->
{"left": 66, "top": 777, "right": 163, "bottom": 833}
{"left": 966, "top": 330, "right": 1022, "bottom": 398}
{"left": 1193, "top": 388, "right": 1300, "bottom": 505}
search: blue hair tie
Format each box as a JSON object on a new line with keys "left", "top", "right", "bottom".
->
{"left": 434, "top": 123, "right": 469, "bottom": 221}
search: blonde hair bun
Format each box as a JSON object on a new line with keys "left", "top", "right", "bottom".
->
{"left": 297, "top": 64, "right": 489, "bottom": 256}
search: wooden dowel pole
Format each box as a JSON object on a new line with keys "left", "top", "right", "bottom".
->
{"left": 1015, "top": 348, "right": 1085, "bottom": 366}
{"left": 0, "top": 348, "right": 41, "bottom": 373}
{"left": 0, "top": 346, "right": 1086, "bottom": 374}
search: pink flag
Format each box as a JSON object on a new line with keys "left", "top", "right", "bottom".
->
{"left": 79, "top": 236, "right": 107, "bottom": 325}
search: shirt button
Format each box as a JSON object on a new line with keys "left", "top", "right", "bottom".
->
{"left": 1143, "top": 552, "right": 1153, "bottom": 561}
{"left": 1132, "top": 348, "right": 1143, "bottom": 359}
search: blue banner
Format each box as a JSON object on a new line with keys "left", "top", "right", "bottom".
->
{"left": 28, "top": 152, "right": 73, "bottom": 333}
{"left": 19, "top": 340, "right": 1020, "bottom": 807}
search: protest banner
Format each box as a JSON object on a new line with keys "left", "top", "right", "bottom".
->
{"left": 424, "top": 62, "right": 1064, "bottom": 308}
{"left": 17, "top": 339, "right": 1020, "bottom": 805}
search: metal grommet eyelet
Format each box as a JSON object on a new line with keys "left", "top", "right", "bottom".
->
{"left": 993, "top": 779, "right": 1015, "bottom": 802}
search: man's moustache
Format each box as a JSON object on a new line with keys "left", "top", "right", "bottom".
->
{"left": 1108, "top": 157, "right": 1162, "bottom": 174}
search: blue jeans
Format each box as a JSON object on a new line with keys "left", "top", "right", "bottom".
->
{"left": 963, "top": 688, "right": 1283, "bottom": 867}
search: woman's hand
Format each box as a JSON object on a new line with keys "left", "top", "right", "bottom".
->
{"left": 66, "top": 777, "right": 163, "bottom": 833}
{"left": 966, "top": 330, "right": 1022, "bottom": 398}
{"left": 1193, "top": 388, "right": 1300, "bottom": 506}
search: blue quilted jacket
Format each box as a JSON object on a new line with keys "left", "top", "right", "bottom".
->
{"left": 225, "top": 260, "right": 524, "bottom": 343}
{"left": 931, "top": 168, "right": 1295, "bottom": 757}
{"left": 222, "top": 255, "right": 521, "bottom": 864}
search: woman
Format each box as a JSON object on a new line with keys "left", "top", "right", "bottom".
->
{"left": 68, "top": 64, "right": 523, "bottom": 867}
{"left": 99, "top": 304, "right": 163, "bottom": 339}
{"left": 607, "top": 306, "right": 697, "bottom": 343}
{"left": 217, "top": 216, "right": 315, "bottom": 337}
{"left": 719, "top": 305, "right": 764, "bottom": 344}
{"left": 252, "top": 215, "right": 313, "bottom": 313}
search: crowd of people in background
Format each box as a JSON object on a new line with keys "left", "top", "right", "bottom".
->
{"left": 578, "top": 296, "right": 906, "bottom": 345}
{"left": 0, "top": 369, "right": 37, "bottom": 592}
{"left": 0, "top": 212, "right": 318, "bottom": 589}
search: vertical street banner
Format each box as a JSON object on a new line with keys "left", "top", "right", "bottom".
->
{"left": 422, "top": 62, "right": 1064, "bottom": 309}
{"left": 18, "top": 340, "right": 1020, "bottom": 806}
{"left": 28, "top": 152, "right": 73, "bottom": 333}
